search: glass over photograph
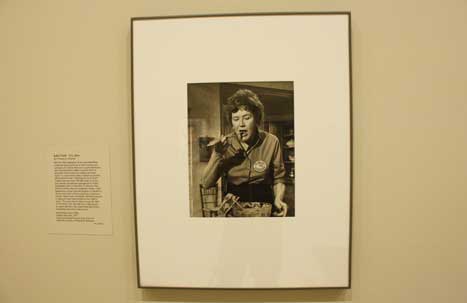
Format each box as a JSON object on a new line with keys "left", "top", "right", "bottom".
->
{"left": 188, "top": 82, "right": 295, "bottom": 217}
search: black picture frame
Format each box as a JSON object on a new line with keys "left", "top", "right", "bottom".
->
{"left": 131, "top": 12, "right": 353, "bottom": 289}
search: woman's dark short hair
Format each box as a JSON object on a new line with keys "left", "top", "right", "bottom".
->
{"left": 224, "top": 89, "right": 264, "bottom": 126}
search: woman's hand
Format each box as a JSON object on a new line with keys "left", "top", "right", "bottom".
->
{"left": 207, "top": 136, "right": 228, "bottom": 154}
{"left": 273, "top": 199, "right": 288, "bottom": 217}
{"left": 209, "top": 135, "right": 244, "bottom": 162}
{"left": 272, "top": 183, "right": 287, "bottom": 217}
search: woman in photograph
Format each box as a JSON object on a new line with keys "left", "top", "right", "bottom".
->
{"left": 201, "top": 89, "right": 288, "bottom": 217}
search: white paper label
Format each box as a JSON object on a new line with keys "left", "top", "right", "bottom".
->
{"left": 48, "top": 145, "right": 112, "bottom": 235}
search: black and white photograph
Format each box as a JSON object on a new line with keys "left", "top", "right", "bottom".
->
{"left": 132, "top": 13, "right": 351, "bottom": 288}
{"left": 188, "top": 82, "right": 295, "bottom": 217}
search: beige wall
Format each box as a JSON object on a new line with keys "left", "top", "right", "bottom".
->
{"left": 1, "top": 1, "right": 467, "bottom": 302}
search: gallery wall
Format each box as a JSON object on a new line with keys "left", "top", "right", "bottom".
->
{"left": 2, "top": 0, "right": 467, "bottom": 303}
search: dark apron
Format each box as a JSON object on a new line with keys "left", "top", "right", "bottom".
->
{"left": 226, "top": 183, "right": 274, "bottom": 203}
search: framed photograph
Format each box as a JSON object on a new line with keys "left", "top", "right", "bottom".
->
{"left": 132, "top": 13, "right": 352, "bottom": 289}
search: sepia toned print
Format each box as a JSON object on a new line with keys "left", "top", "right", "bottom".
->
{"left": 188, "top": 82, "right": 295, "bottom": 217}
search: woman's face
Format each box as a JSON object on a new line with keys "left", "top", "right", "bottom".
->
{"left": 232, "top": 108, "right": 257, "bottom": 143}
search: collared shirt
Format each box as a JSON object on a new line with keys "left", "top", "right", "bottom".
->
{"left": 202, "top": 130, "right": 286, "bottom": 188}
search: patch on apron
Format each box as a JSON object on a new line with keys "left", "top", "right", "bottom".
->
{"left": 253, "top": 160, "right": 267, "bottom": 173}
